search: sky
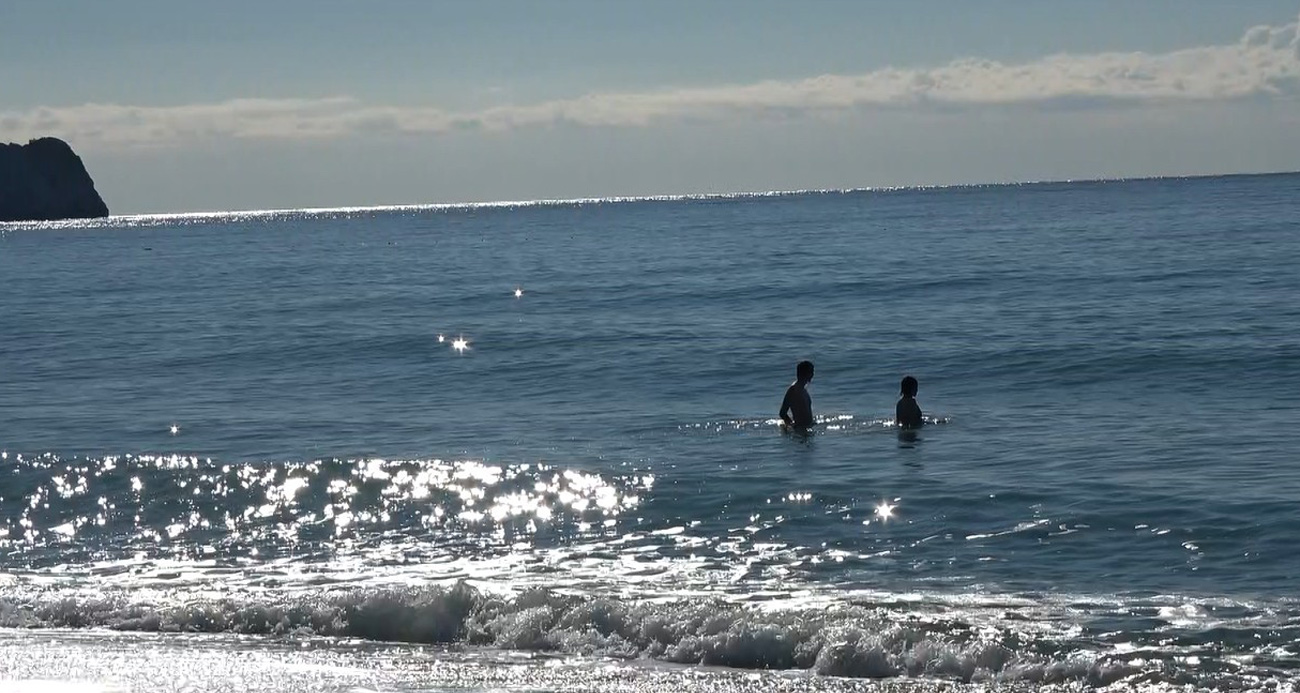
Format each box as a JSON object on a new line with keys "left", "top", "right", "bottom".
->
{"left": 3, "top": 0, "right": 1300, "bottom": 213}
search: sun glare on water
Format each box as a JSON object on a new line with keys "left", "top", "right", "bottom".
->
{"left": 875, "top": 500, "right": 897, "bottom": 521}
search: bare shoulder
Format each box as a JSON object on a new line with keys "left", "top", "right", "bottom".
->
{"left": 897, "top": 398, "right": 923, "bottom": 427}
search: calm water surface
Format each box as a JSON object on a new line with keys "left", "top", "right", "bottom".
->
{"left": 2, "top": 174, "right": 1299, "bottom": 690}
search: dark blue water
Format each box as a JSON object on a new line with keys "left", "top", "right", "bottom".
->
{"left": 2, "top": 175, "right": 1299, "bottom": 688}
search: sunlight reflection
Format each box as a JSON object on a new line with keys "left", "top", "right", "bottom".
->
{"left": 451, "top": 336, "right": 470, "bottom": 353}
{"left": 0, "top": 453, "right": 654, "bottom": 562}
{"left": 875, "top": 499, "right": 899, "bottom": 521}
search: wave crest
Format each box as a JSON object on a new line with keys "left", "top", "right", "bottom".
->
{"left": 0, "top": 581, "right": 1169, "bottom": 685}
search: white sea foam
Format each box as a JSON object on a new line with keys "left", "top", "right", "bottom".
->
{"left": 0, "top": 574, "right": 1292, "bottom": 687}
{"left": 0, "top": 580, "right": 1115, "bottom": 683}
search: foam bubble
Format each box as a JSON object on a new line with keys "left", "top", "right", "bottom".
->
{"left": 1, "top": 581, "right": 1288, "bottom": 686}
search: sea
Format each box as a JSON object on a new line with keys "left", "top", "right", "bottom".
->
{"left": 1, "top": 173, "right": 1299, "bottom": 692}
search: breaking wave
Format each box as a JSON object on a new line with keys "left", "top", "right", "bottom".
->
{"left": 2, "top": 580, "right": 1296, "bottom": 687}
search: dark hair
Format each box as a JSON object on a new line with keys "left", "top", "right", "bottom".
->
{"left": 900, "top": 375, "right": 918, "bottom": 397}
{"left": 796, "top": 360, "right": 814, "bottom": 380}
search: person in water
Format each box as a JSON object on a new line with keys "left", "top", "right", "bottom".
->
{"left": 896, "top": 375, "right": 924, "bottom": 429}
{"left": 779, "top": 360, "right": 815, "bottom": 429}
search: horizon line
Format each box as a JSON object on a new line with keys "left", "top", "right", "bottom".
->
{"left": 113, "top": 168, "right": 1300, "bottom": 219}
{"left": 5, "top": 168, "right": 1297, "bottom": 227}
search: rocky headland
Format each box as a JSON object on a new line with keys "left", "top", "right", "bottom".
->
{"left": 0, "top": 137, "right": 109, "bottom": 222}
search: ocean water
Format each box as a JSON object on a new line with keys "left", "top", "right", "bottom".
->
{"left": 1, "top": 174, "right": 1299, "bottom": 692}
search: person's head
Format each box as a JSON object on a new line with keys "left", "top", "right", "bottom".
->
{"left": 796, "top": 360, "right": 814, "bottom": 383}
{"left": 900, "top": 375, "right": 918, "bottom": 397}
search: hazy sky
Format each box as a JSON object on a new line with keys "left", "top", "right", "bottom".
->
{"left": 4, "top": 1, "right": 1299, "bottom": 213}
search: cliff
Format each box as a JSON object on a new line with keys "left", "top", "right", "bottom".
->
{"left": 0, "top": 137, "right": 110, "bottom": 222}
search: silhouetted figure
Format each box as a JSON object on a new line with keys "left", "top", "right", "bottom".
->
{"left": 896, "top": 375, "right": 923, "bottom": 429}
{"left": 780, "top": 360, "right": 815, "bottom": 430}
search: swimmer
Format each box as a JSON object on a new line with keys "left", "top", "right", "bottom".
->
{"left": 779, "top": 360, "right": 815, "bottom": 430}
{"left": 895, "top": 375, "right": 923, "bottom": 429}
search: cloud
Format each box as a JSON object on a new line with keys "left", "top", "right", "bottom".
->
{"left": 4, "top": 15, "right": 1298, "bottom": 147}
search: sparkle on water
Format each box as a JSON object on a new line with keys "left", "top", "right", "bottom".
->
{"left": 436, "top": 334, "right": 445, "bottom": 343}
{"left": 514, "top": 287, "right": 524, "bottom": 298}
{"left": 168, "top": 424, "right": 180, "bottom": 436}
{"left": 875, "top": 499, "right": 898, "bottom": 521}
{"left": 451, "top": 336, "right": 470, "bottom": 353}
{"left": 0, "top": 453, "right": 650, "bottom": 562}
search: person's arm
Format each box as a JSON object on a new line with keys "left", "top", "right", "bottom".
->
{"left": 895, "top": 400, "right": 904, "bottom": 426}
{"left": 780, "top": 388, "right": 794, "bottom": 426}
